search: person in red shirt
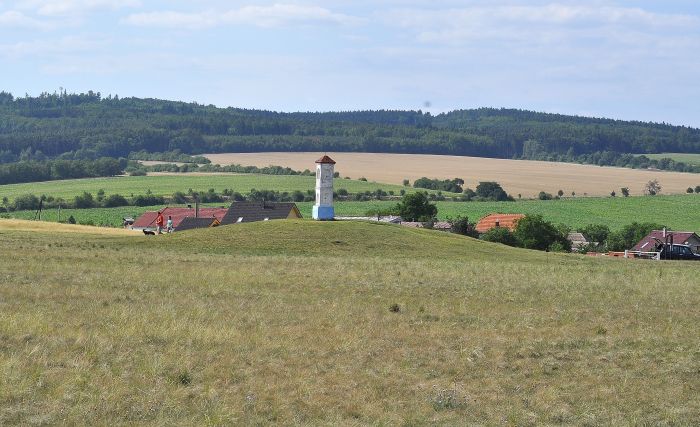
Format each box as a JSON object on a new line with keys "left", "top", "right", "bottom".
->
{"left": 155, "top": 211, "right": 165, "bottom": 234}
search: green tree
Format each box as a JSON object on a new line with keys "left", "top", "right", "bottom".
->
{"left": 395, "top": 192, "right": 437, "bottom": 222}
{"left": 606, "top": 222, "right": 664, "bottom": 251}
{"left": 447, "top": 216, "right": 478, "bottom": 237}
{"left": 579, "top": 224, "right": 610, "bottom": 245}
{"left": 514, "top": 215, "right": 571, "bottom": 251}
{"left": 475, "top": 182, "right": 511, "bottom": 201}
{"left": 481, "top": 227, "right": 519, "bottom": 247}
{"left": 73, "top": 192, "right": 96, "bottom": 209}
{"left": 103, "top": 194, "right": 129, "bottom": 208}
{"left": 644, "top": 179, "right": 661, "bottom": 196}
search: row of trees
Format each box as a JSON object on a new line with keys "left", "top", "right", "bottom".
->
{"left": 0, "top": 158, "right": 125, "bottom": 185}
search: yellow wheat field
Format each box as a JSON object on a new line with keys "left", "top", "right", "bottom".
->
{"left": 205, "top": 152, "right": 700, "bottom": 197}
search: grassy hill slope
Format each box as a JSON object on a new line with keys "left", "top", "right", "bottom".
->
{"left": 1, "top": 219, "right": 699, "bottom": 424}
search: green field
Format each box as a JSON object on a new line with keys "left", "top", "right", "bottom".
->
{"left": 0, "top": 174, "right": 422, "bottom": 202}
{"left": 641, "top": 153, "right": 700, "bottom": 166}
{"left": 1, "top": 219, "right": 699, "bottom": 424}
{"left": 6, "top": 194, "right": 698, "bottom": 231}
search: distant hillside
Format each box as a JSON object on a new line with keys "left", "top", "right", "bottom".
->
{"left": 1, "top": 90, "right": 699, "bottom": 173}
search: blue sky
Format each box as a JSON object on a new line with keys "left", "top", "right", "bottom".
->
{"left": 1, "top": 1, "right": 699, "bottom": 126}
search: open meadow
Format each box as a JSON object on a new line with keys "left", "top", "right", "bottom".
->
{"left": 0, "top": 219, "right": 699, "bottom": 424}
{"left": 5, "top": 194, "right": 699, "bottom": 231}
{"left": 0, "top": 174, "right": 416, "bottom": 203}
{"left": 204, "top": 152, "right": 700, "bottom": 197}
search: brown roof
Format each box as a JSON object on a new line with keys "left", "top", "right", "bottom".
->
{"left": 132, "top": 207, "right": 228, "bottom": 229}
{"left": 315, "top": 155, "right": 336, "bottom": 164}
{"left": 220, "top": 201, "right": 301, "bottom": 225}
{"left": 475, "top": 213, "right": 525, "bottom": 233}
{"left": 632, "top": 230, "right": 700, "bottom": 252}
{"left": 174, "top": 217, "right": 219, "bottom": 232}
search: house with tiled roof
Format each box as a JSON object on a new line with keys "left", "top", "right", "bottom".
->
{"left": 475, "top": 213, "right": 525, "bottom": 234}
{"left": 131, "top": 207, "right": 228, "bottom": 231}
{"left": 220, "top": 201, "right": 302, "bottom": 225}
{"left": 632, "top": 230, "right": 700, "bottom": 253}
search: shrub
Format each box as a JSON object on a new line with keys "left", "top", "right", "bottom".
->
{"left": 579, "top": 224, "right": 610, "bottom": 245}
{"left": 403, "top": 179, "right": 410, "bottom": 186}
{"left": 557, "top": 189, "right": 564, "bottom": 197}
{"left": 610, "top": 191, "right": 616, "bottom": 197}
{"left": 514, "top": 215, "right": 571, "bottom": 252}
{"left": 476, "top": 181, "right": 512, "bottom": 201}
{"left": 73, "top": 192, "right": 97, "bottom": 209}
{"left": 67, "top": 215, "right": 76, "bottom": 224}
{"left": 695, "top": 185, "right": 700, "bottom": 193}
{"left": 292, "top": 190, "right": 305, "bottom": 202}
{"left": 448, "top": 216, "right": 477, "bottom": 237}
{"left": 13, "top": 193, "right": 41, "bottom": 211}
{"left": 620, "top": 187, "right": 630, "bottom": 197}
{"left": 644, "top": 179, "right": 661, "bottom": 196}
{"left": 359, "top": 177, "right": 367, "bottom": 181}
{"left": 481, "top": 227, "right": 519, "bottom": 247}
{"left": 172, "top": 191, "right": 189, "bottom": 204}
{"left": 687, "top": 187, "right": 694, "bottom": 194}
{"left": 133, "top": 194, "right": 165, "bottom": 206}
{"left": 336, "top": 188, "right": 348, "bottom": 197}
{"left": 395, "top": 192, "right": 437, "bottom": 222}
{"left": 129, "top": 169, "right": 147, "bottom": 176}
{"left": 538, "top": 191, "right": 554, "bottom": 200}
{"left": 103, "top": 194, "right": 129, "bottom": 208}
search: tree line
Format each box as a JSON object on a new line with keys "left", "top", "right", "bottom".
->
{"left": 1, "top": 91, "right": 699, "bottom": 174}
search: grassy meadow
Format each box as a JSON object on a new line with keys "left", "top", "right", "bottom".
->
{"left": 642, "top": 153, "right": 700, "bottom": 166}
{"left": 0, "top": 174, "right": 421, "bottom": 202}
{"left": 1, "top": 219, "right": 699, "bottom": 424}
{"left": 5, "top": 194, "right": 699, "bottom": 231}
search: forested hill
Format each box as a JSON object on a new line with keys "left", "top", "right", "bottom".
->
{"left": 1, "top": 91, "right": 699, "bottom": 173}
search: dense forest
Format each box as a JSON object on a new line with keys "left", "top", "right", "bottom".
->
{"left": 1, "top": 90, "right": 700, "bottom": 181}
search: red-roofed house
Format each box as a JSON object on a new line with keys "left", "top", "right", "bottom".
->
{"left": 632, "top": 230, "right": 700, "bottom": 253}
{"left": 475, "top": 213, "right": 525, "bottom": 234}
{"left": 131, "top": 207, "right": 228, "bottom": 231}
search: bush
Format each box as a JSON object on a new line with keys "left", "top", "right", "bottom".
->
{"left": 695, "top": 185, "right": 700, "bottom": 194}
{"left": 359, "top": 177, "right": 367, "bottom": 181}
{"left": 172, "top": 191, "right": 189, "bottom": 204}
{"left": 133, "top": 194, "right": 165, "bottom": 206}
{"left": 129, "top": 169, "right": 147, "bottom": 176}
{"left": 448, "top": 216, "right": 478, "bottom": 237}
{"left": 606, "top": 222, "right": 664, "bottom": 251}
{"left": 621, "top": 187, "right": 630, "bottom": 197}
{"left": 395, "top": 192, "right": 437, "bottom": 222}
{"left": 538, "top": 191, "right": 554, "bottom": 200}
{"left": 403, "top": 179, "right": 410, "bottom": 186}
{"left": 514, "top": 215, "right": 571, "bottom": 251}
{"left": 687, "top": 187, "right": 694, "bottom": 194}
{"left": 73, "top": 192, "right": 97, "bottom": 209}
{"left": 103, "top": 194, "right": 129, "bottom": 208}
{"left": 481, "top": 227, "right": 519, "bottom": 247}
{"left": 476, "top": 182, "right": 512, "bottom": 201}
{"left": 292, "top": 190, "right": 305, "bottom": 202}
{"left": 67, "top": 215, "right": 76, "bottom": 224}
{"left": 13, "top": 193, "right": 41, "bottom": 211}
{"left": 579, "top": 224, "right": 610, "bottom": 245}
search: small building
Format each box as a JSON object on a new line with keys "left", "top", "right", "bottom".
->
{"left": 175, "top": 216, "right": 221, "bottom": 232}
{"left": 632, "top": 230, "right": 700, "bottom": 253}
{"left": 567, "top": 232, "right": 590, "bottom": 252}
{"left": 475, "top": 213, "right": 525, "bottom": 234}
{"left": 313, "top": 155, "right": 336, "bottom": 220}
{"left": 131, "top": 207, "right": 228, "bottom": 231}
{"left": 220, "top": 201, "right": 302, "bottom": 225}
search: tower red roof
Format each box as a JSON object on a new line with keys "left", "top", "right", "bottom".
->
{"left": 315, "top": 155, "right": 336, "bottom": 164}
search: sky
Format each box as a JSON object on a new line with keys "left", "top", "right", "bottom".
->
{"left": 1, "top": 1, "right": 699, "bottom": 126}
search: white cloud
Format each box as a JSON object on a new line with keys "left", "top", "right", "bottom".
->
{"left": 15, "top": 0, "right": 141, "bottom": 16}
{"left": 0, "top": 9, "right": 48, "bottom": 28}
{"left": 124, "top": 3, "right": 360, "bottom": 29}
{"left": 383, "top": 4, "right": 699, "bottom": 45}
{"left": 0, "top": 35, "right": 107, "bottom": 57}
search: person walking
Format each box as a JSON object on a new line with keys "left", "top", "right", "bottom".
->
{"left": 155, "top": 211, "right": 165, "bottom": 234}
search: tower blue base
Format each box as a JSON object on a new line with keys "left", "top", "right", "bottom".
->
{"left": 313, "top": 205, "right": 335, "bottom": 220}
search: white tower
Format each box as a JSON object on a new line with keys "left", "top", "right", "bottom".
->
{"left": 313, "top": 155, "right": 335, "bottom": 220}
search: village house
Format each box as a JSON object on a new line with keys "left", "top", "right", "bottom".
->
{"left": 132, "top": 201, "right": 302, "bottom": 233}
{"left": 632, "top": 230, "right": 700, "bottom": 253}
{"left": 475, "top": 213, "right": 525, "bottom": 234}
{"left": 567, "top": 232, "right": 590, "bottom": 252}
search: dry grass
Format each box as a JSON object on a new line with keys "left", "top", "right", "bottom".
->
{"left": 1, "top": 220, "right": 699, "bottom": 425}
{"left": 0, "top": 219, "right": 138, "bottom": 236}
{"left": 205, "top": 152, "right": 700, "bottom": 197}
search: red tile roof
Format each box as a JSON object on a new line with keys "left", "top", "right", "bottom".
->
{"left": 315, "top": 155, "right": 336, "bottom": 164}
{"left": 132, "top": 207, "right": 228, "bottom": 229}
{"left": 475, "top": 213, "right": 525, "bottom": 233}
{"left": 632, "top": 230, "right": 700, "bottom": 252}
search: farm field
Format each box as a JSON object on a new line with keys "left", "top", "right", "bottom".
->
{"left": 1, "top": 219, "right": 699, "bottom": 424}
{"left": 205, "top": 152, "right": 700, "bottom": 197}
{"left": 0, "top": 174, "right": 418, "bottom": 202}
{"left": 6, "top": 194, "right": 699, "bottom": 231}
{"left": 641, "top": 153, "right": 700, "bottom": 166}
